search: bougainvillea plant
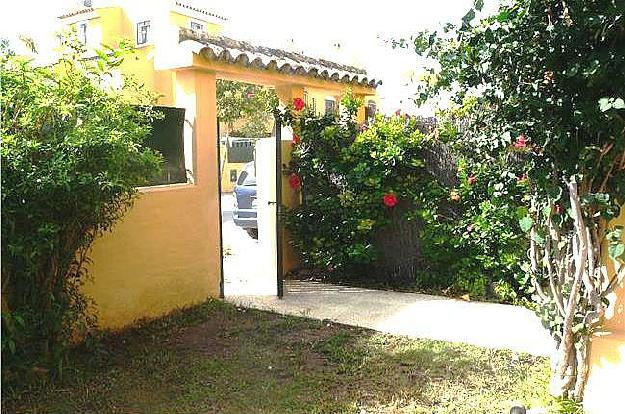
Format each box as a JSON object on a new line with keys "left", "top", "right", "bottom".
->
{"left": 412, "top": 0, "right": 625, "bottom": 400}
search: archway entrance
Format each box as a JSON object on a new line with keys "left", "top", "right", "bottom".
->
{"left": 173, "top": 29, "right": 379, "bottom": 299}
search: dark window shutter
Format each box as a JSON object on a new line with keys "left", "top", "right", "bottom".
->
{"left": 144, "top": 106, "right": 187, "bottom": 185}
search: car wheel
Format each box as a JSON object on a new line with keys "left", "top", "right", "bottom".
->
{"left": 246, "top": 228, "right": 258, "bottom": 239}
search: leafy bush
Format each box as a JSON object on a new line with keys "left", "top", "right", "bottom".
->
{"left": 281, "top": 94, "right": 530, "bottom": 301}
{"left": 412, "top": 0, "right": 625, "bottom": 400}
{"left": 284, "top": 100, "right": 433, "bottom": 275}
{"left": 419, "top": 103, "right": 532, "bottom": 302}
{"left": 1, "top": 40, "right": 161, "bottom": 378}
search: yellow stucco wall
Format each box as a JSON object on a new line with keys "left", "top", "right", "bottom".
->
{"left": 584, "top": 209, "right": 625, "bottom": 414}
{"left": 86, "top": 70, "right": 221, "bottom": 329}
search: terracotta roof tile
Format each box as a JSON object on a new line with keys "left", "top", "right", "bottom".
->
{"left": 179, "top": 28, "right": 381, "bottom": 88}
{"left": 174, "top": 1, "right": 227, "bottom": 21}
{"left": 58, "top": 7, "right": 94, "bottom": 19}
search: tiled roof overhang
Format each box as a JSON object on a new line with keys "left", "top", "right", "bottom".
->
{"left": 179, "top": 28, "right": 381, "bottom": 89}
{"left": 174, "top": 1, "right": 228, "bottom": 21}
{"left": 58, "top": 7, "right": 94, "bottom": 19}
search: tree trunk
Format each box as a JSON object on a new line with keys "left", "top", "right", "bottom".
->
{"left": 534, "top": 180, "right": 607, "bottom": 402}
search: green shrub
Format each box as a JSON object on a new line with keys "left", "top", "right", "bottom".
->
{"left": 1, "top": 40, "right": 161, "bottom": 378}
{"left": 280, "top": 94, "right": 530, "bottom": 302}
{"left": 412, "top": 0, "right": 625, "bottom": 399}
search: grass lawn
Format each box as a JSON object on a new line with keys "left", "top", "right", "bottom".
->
{"left": 3, "top": 300, "right": 554, "bottom": 414}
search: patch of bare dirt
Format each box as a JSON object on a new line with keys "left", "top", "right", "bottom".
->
{"left": 169, "top": 314, "right": 245, "bottom": 357}
{"left": 278, "top": 322, "right": 342, "bottom": 345}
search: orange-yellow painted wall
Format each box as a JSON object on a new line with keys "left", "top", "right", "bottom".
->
{"left": 85, "top": 70, "right": 221, "bottom": 329}
{"left": 584, "top": 209, "right": 625, "bottom": 414}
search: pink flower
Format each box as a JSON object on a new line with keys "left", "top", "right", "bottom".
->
{"left": 293, "top": 97, "right": 305, "bottom": 111}
{"left": 383, "top": 193, "right": 398, "bottom": 208}
{"left": 395, "top": 109, "right": 401, "bottom": 116}
{"left": 513, "top": 135, "right": 528, "bottom": 149}
{"left": 468, "top": 174, "right": 477, "bottom": 185}
{"left": 288, "top": 173, "right": 301, "bottom": 189}
{"left": 360, "top": 123, "right": 369, "bottom": 132}
{"left": 466, "top": 224, "right": 475, "bottom": 233}
{"left": 292, "top": 134, "right": 300, "bottom": 145}
{"left": 553, "top": 204, "right": 562, "bottom": 214}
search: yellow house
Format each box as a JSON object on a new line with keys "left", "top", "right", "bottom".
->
{"left": 57, "top": 0, "right": 380, "bottom": 326}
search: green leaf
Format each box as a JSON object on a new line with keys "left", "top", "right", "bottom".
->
{"left": 519, "top": 216, "right": 533, "bottom": 233}
{"left": 608, "top": 242, "right": 625, "bottom": 260}
{"left": 462, "top": 9, "right": 476, "bottom": 27}
{"left": 515, "top": 206, "right": 529, "bottom": 219}
{"left": 496, "top": 9, "right": 510, "bottom": 22}
{"left": 599, "top": 97, "right": 612, "bottom": 112}
{"left": 613, "top": 98, "right": 625, "bottom": 109}
{"left": 473, "top": 0, "right": 484, "bottom": 11}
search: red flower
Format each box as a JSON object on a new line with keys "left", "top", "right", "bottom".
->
{"left": 517, "top": 173, "right": 528, "bottom": 182}
{"left": 383, "top": 193, "right": 398, "bottom": 208}
{"left": 468, "top": 174, "right": 477, "bottom": 185}
{"left": 513, "top": 135, "right": 528, "bottom": 149}
{"left": 293, "top": 97, "right": 305, "bottom": 111}
{"left": 553, "top": 204, "right": 562, "bottom": 214}
{"left": 395, "top": 109, "right": 402, "bottom": 116}
{"left": 288, "top": 173, "right": 301, "bottom": 189}
{"left": 292, "top": 134, "right": 300, "bottom": 145}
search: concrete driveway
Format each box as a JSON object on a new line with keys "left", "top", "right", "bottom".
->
{"left": 227, "top": 280, "right": 556, "bottom": 357}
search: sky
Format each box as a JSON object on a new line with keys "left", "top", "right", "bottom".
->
{"left": 0, "top": 0, "right": 498, "bottom": 114}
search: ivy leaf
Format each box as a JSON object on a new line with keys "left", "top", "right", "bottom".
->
{"left": 473, "top": 0, "right": 484, "bottom": 11}
{"left": 519, "top": 216, "right": 533, "bottom": 233}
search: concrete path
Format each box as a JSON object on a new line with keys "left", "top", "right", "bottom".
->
{"left": 227, "top": 280, "right": 556, "bottom": 357}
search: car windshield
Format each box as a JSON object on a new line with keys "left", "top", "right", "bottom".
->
{"left": 237, "top": 164, "right": 256, "bottom": 186}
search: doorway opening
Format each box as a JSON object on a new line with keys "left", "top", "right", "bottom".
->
{"left": 217, "top": 80, "right": 283, "bottom": 297}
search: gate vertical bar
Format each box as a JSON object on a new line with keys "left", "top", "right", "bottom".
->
{"left": 217, "top": 117, "right": 225, "bottom": 299}
{"left": 275, "top": 115, "right": 284, "bottom": 298}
